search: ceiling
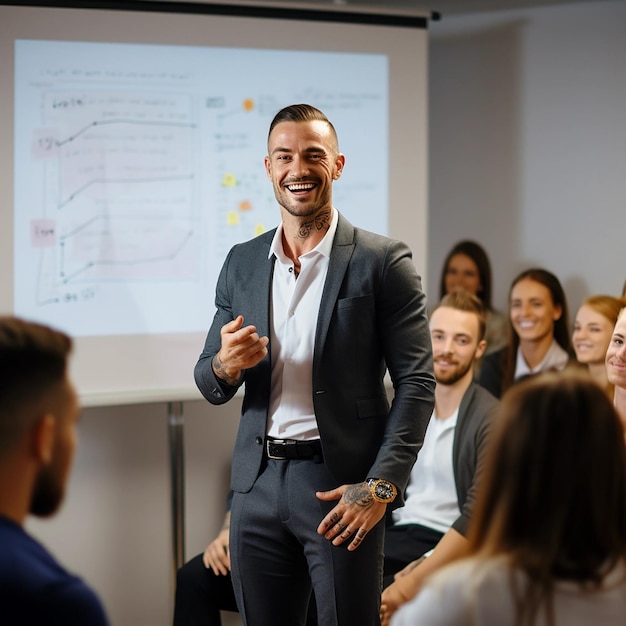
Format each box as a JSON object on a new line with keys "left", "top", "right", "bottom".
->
{"left": 220, "top": 0, "right": 595, "bottom": 18}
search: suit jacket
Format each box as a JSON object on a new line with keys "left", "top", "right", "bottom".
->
{"left": 450, "top": 382, "right": 499, "bottom": 536}
{"left": 195, "top": 213, "right": 435, "bottom": 506}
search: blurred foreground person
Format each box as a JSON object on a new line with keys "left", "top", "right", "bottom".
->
{"left": 0, "top": 316, "right": 109, "bottom": 626}
{"left": 392, "top": 370, "right": 626, "bottom": 626}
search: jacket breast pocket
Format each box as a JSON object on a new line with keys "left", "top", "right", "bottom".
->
{"left": 337, "top": 294, "right": 374, "bottom": 311}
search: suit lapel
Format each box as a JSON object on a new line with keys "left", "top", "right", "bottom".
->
{"left": 253, "top": 233, "right": 275, "bottom": 341}
{"left": 314, "top": 214, "right": 355, "bottom": 359}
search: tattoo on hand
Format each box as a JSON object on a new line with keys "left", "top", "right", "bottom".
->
{"left": 352, "top": 529, "right": 367, "bottom": 548}
{"left": 343, "top": 483, "right": 373, "bottom": 507}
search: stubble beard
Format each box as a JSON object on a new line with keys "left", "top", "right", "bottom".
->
{"left": 434, "top": 359, "right": 473, "bottom": 386}
{"left": 279, "top": 196, "right": 332, "bottom": 240}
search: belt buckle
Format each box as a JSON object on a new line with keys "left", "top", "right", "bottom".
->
{"left": 266, "top": 438, "right": 288, "bottom": 460}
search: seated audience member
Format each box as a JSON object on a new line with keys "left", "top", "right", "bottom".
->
{"left": 607, "top": 307, "right": 626, "bottom": 432}
{"left": 478, "top": 268, "right": 574, "bottom": 398}
{"left": 0, "top": 316, "right": 109, "bottom": 626}
{"left": 173, "top": 503, "right": 238, "bottom": 626}
{"left": 438, "top": 240, "right": 508, "bottom": 358}
{"left": 391, "top": 370, "right": 626, "bottom": 626}
{"left": 379, "top": 291, "right": 498, "bottom": 625}
{"left": 573, "top": 295, "right": 626, "bottom": 398}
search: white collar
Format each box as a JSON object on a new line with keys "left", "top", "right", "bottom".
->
{"left": 515, "top": 339, "right": 569, "bottom": 378}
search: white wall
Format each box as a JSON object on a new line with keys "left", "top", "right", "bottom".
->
{"left": 427, "top": 0, "right": 626, "bottom": 316}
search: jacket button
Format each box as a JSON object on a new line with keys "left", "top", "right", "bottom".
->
{"left": 255, "top": 436, "right": 263, "bottom": 445}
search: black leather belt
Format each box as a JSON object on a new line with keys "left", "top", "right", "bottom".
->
{"left": 265, "top": 437, "right": 323, "bottom": 460}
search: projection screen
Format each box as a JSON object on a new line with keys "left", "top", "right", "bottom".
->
{"left": 0, "top": 1, "right": 431, "bottom": 406}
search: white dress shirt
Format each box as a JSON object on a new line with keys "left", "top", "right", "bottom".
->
{"left": 266, "top": 209, "right": 338, "bottom": 440}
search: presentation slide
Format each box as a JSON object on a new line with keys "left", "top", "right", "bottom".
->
{"left": 14, "top": 39, "right": 388, "bottom": 338}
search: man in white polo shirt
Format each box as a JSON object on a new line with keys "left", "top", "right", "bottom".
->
{"left": 380, "top": 290, "right": 499, "bottom": 626}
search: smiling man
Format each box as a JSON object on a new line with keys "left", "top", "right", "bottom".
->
{"left": 379, "top": 290, "right": 498, "bottom": 626}
{"left": 193, "top": 103, "right": 435, "bottom": 626}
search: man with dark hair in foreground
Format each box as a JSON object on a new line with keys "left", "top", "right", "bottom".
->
{"left": 0, "top": 316, "right": 109, "bottom": 626}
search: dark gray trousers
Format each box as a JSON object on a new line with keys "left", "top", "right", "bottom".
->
{"left": 230, "top": 458, "right": 384, "bottom": 626}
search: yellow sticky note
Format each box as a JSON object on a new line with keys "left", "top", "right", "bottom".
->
{"left": 222, "top": 173, "right": 237, "bottom": 187}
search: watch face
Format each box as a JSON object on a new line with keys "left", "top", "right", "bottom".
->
{"left": 375, "top": 481, "right": 393, "bottom": 500}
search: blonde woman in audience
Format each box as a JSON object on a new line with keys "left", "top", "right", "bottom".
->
{"left": 607, "top": 307, "right": 626, "bottom": 433}
{"left": 478, "top": 268, "right": 574, "bottom": 398}
{"left": 391, "top": 370, "right": 626, "bottom": 626}
{"left": 438, "top": 240, "right": 508, "bottom": 357}
{"left": 573, "top": 295, "right": 626, "bottom": 398}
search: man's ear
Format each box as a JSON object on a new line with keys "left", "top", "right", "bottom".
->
{"left": 333, "top": 153, "right": 346, "bottom": 180}
{"left": 474, "top": 339, "right": 487, "bottom": 361}
{"left": 31, "top": 414, "right": 56, "bottom": 464}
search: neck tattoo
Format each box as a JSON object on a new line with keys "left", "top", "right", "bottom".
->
{"left": 296, "top": 210, "right": 331, "bottom": 240}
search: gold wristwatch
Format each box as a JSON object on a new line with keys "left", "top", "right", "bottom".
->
{"left": 366, "top": 478, "right": 397, "bottom": 504}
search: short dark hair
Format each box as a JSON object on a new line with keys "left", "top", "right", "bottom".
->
{"left": 0, "top": 316, "right": 72, "bottom": 458}
{"left": 435, "top": 290, "right": 487, "bottom": 342}
{"left": 438, "top": 240, "right": 494, "bottom": 310}
{"left": 267, "top": 103, "right": 339, "bottom": 152}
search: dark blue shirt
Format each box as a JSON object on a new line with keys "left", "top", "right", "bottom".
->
{"left": 0, "top": 516, "right": 109, "bottom": 625}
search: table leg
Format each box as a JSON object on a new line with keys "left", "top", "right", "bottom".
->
{"left": 168, "top": 401, "right": 185, "bottom": 578}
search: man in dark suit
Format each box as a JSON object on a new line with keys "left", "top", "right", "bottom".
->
{"left": 194, "top": 103, "right": 435, "bottom": 626}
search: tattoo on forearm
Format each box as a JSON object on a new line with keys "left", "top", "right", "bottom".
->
{"left": 296, "top": 210, "right": 331, "bottom": 239}
{"left": 344, "top": 483, "right": 374, "bottom": 507}
{"left": 212, "top": 353, "right": 239, "bottom": 386}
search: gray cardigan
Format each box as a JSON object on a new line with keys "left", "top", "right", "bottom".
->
{"left": 450, "top": 381, "right": 499, "bottom": 536}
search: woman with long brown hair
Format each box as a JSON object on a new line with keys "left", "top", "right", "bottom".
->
{"left": 391, "top": 370, "right": 626, "bottom": 625}
{"left": 478, "top": 268, "right": 574, "bottom": 397}
{"left": 438, "top": 240, "right": 508, "bottom": 356}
